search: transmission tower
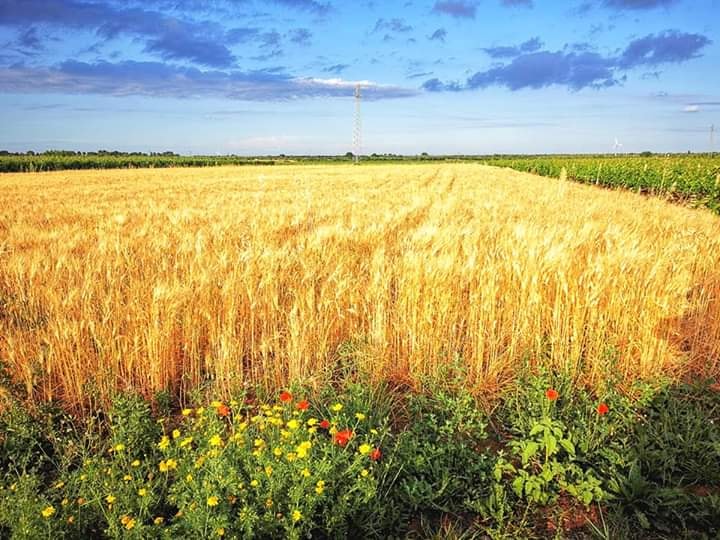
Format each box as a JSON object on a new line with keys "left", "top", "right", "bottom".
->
{"left": 353, "top": 84, "right": 362, "bottom": 164}
{"left": 711, "top": 124, "right": 716, "bottom": 154}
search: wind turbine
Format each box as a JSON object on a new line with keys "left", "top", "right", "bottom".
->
{"left": 613, "top": 137, "right": 623, "bottom": 155}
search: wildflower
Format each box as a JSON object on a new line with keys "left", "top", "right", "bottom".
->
{"left": 217, "top": 404, "right": 231, "bottom": 417}
{"left": 138, "top": 488, "right": 148, "bottom": 497}
{"left": 209, "top": 434, "right": 223, "bottom": 447}
{"left": 319, "top": 419, "right": 330, "bottom": 429}
{"left": 358, "top": 443, "right": 372, "bottom": 455}
{"left": 196, "top": 407, "right": 205, "bottom": 415}
{"left": 67, "top": 516, "right": 75, "bottom": 524}
{"left": 131, "top": 459, "right": 141, "bottom": 467}
{"left": 597, "top": 402, "right": 610, "bottom": 415}
{"left": 77, "top": 497, "right": 86, "bottom": 505}
{"left": 61, "top": 498, "right": 69, "bottom": 506}
{"left": 186, "top": 474, "right": 193, "bottom": 482}
{"left": 182, "top": 408, "right": 193, "bottom": 416}
{"left": 180, "top": 436, "right": 193, "bottom": 448}
{"left": 154, "top": 517, "right": 165, "bottom": 525}
{"left": 307, "top": 418, "right": 318, "bottom": 426}
{"left": 546, "top": 388, "right": 559, "bottom": 401}
{"left": 265, "top": 465, "right": 273, "bottom": 476}
{"left": 273, "top": 447, "right": 283, "bottom": 457}
{"left": 207, "top": 496, "right": 219, "bottom": 507}
{"left": 250, "top": 479, "right": 259, "bottom": 487}
{"left": 297, "top": 400, "right": 310, "bottom": 411}
{"left": 301, "top": 468, "right": 311, "bottom": 477}
{"left": 123, "top": 474, "right": 132, "bottom": 481}
{"left": 265, "top": 498, "right": 273, "bottom": 508}
{"left": 53, "top": 480, "right": 65, "bottom": 489}
{"left": 355, "top": 412, "right": 366, "bottom": 421}
{"left": 331, "top": 403, "right": 343, "bottom": 412}
{"left": 158, "top": 436, "right": 170, "bottom": 450}
{"left": 280, "top": 430, "right": 290, "bottom": 439}
{"left": 287, "top": 419, "right": 300, "bottom": 430}
{"left": 280, "top": 391, "right": 293, "bottom": 403}
{"left": 361, "top": 469, "right": 369, "bottom": 477}
{"left": 286, "top": 452, "right": 297, "bottom": 462}
{"left": 315, "top": 480, "right": 325, "bottom": 494}
{"left": 114, "top": 444, "right": 125, "bottom": 452}
{"left": 370, "top": 428, "right": 378, "bottom": 435}
{"left": 121, "top": 515, "right": 131, "bottom": 525}
{"left": 159, "top": 459, "right": 177, "bottom": 472}
{"left": 172, "top": 429, "right": 181, "bottom": 439}
{"left": 106, "top": 495, "right": 116, "bottom": 504}
{"left": 308, "top": 426, "right": 317, "bottom": 434}
{"left": 41, "top": 506, "right": 55, "bottom": 518}
{"left": 217, "top": 528, "right": 225, "bottom": 536}
{"left": 296, "top": 441, "right": 312, "bottom": 458}
{"left": 292, "top": 510, "right": 302, "bottom": 522}
{"left": 370, "top": 447, "right": 382, "bottom": 461}
{"left": 334, "top": 429, "right": 353, "bottom": 447}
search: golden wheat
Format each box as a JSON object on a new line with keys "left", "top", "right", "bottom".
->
{"left": 1, "top": 163, "right": 719, "bottom": 410}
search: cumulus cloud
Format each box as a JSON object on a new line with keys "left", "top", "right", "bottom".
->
{"left": 424, "top": 30, "right": 711, "bottom": 92}
{"left": 431, "top": 1, "right": 477, "bottom": 19}
{"left": 0, "top": 60, "right": 418, "bottom": 101}
{"left": 482, "top": 37, "right": 543, "bottom": 58}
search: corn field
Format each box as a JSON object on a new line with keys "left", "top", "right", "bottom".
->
{"left": 1, "top": 163, "right": 719, "bottom": 411}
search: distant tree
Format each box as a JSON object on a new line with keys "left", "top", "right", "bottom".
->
{"left": 640, "top": 151, "right": 653, "bottom": 157}
{"left": 345, "top": 151, "right": 354, "bottom": 158}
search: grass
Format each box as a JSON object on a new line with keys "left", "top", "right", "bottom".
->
{"left": 1, "top": 163, "right": 720, "bottom": 411}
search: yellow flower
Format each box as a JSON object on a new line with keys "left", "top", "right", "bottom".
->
{"left": 209, "top": 434, "right": 223, "bottom": 447}
{"left": 121, "top": 515, "right": 131, "bottom": 525}
{"left": 172, "top": 429, "right": 181, "bottom": 439}
{"left": 280, "top": 430, "right": 290, "bottom": 439}
{"left": 370, "top": 429, "right": 378, "bottom": 435}
{"left": 53, "top": 481, "right": 65, "bottom": 489}
{"left": 359, "top": 443, "right": 372, "bottom": 455}
{"left": 217, "top": 528, "right": 226, "bottom": 536}
{"left": 114, "top": 443, "right": 125, "bottom": 452}
{"left": 265, "top": 465, "right": 273, "bottom": 476}
{"left": 265, "top": 498, "right": 273, "bottom": 508}
{"left": 159, "top": 459, "right": 177, "bottom": 472}
{"left": 67, "top": 516, "right": 75, "bottom": 524}
{"left": 273, "top": 447, "right": 283, "bottom": 457}
{"left": 301, "top": 468, "right": 311, "bottom": 477}
{"left": 154, "top": 516, "right": 165, "bottom": 525}
{"left": 361, "top": 469, "right": 369, "bottom": 477}
{"left": 292, "top": 510, "right": 302, "bottom": 522}
{"left": 355, "top": 413, "right": 366, "bottom": 421}
{"left": 254, "top": 438, "right": 265, "bottom": 447}
{"left": 182, "top": 408, "right": 192, "bottom": 416}
{"left": 196, "top": 407, "right": 205, "bottom": 415}
{"left": 61, "top": 498, "right": 69, "bottom": 506}
{"left": 250, "top": 479, "right": 259, "bottom": 488}
{"left": 41, "top": 506, "right": 55, "bottom": 518}
{"left": 307, "top": 418, "right": 318, "bottom": 426}
{"left": 123, "top": 474, "right": 132, "bottom": 481}
{"left": 125, "top": 518, "right": 136, "bottom": 530}
{"left": 211, "top": 400, "right": 222, "bottom": 408}
{"left": 331, "top": 403, "right": 343, "bottom": 412}
{"left": 286, "top": 452, "right": 297, "bottom": 462}
{"left": 286, "top": 419, "right": 299, "bottom": 430}
{"left": 315, "top": 480, "right": 325, "bottom": 494}
{"left": 138, "top": 488, "right": 148, "bottom": 497}
{"left": 180, "top": 437, "right": 193, "bottom": 448}
{"left": 158, "top": 436, "right": 170, "bottom": 450}
{"left": 106, "top": 495, "right": 116, "bottom": 504}
{"left": 296, "top": 441, "right": 312, "bottom": 458}
{"left": 207, "top": 496, "right": 219, "bottom": 507}
{"left": 131, "top": 459, "right": 141, "bottom": 467}
{"left": 308, "top": 426, "right": 317, "bottom": 434}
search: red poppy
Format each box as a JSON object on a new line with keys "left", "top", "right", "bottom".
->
{"left": 334, "top": 429, "right": 353, "bottom": 447}
{"left": 370, "top": 447, "right": 382, "bottom": 461}
{"left": 597, "top": 402, "right": 609, "bottom": 415}
{"left": 279, "top": 391, "right": 293, "bottom": 403}
{"left": 297, "top": 400, "right": 309, "bottom": 411}
{"left": 319, "top": 419, "right": 330, "bottom": 429}
{"left": 217, "top": 404, "right": 231, "bottom": 417}
{"left": 546, "top": 388, "right": 559, "bottom": 401}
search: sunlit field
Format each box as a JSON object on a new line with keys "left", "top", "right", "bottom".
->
{"left": 1, "top": 163, "right": 720, "bottom": 411}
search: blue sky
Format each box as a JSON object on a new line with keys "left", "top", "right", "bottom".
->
{"left": 0, "top": 0, "right": 718, "bottom": 154}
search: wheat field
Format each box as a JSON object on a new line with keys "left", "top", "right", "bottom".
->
{"left": 1, "top": 163, "right": 719, "bottom": 410}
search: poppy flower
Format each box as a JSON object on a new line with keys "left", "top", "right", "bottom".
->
{"left": 319, "top": 419, "right": 330, "bottom": 429}
{"left": 217, "top": 404, "right": 230, "bottom": 417}
{"left": 597, "top": 402, "right": 609, "bottom": 415}
{"left": 280, "top": 391, "right": 293, "bottom": 403}
{"left": 297, "top": 400, "right": 309, "bottom": 411}
{"left": 546, "top": 388, "right": 559, "bottom": 401}
{"left": 370, "top": 447, "right": 382, "bottom": 461}
{"left": 334, "top": 429, "right": 353, "bottom": 447}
